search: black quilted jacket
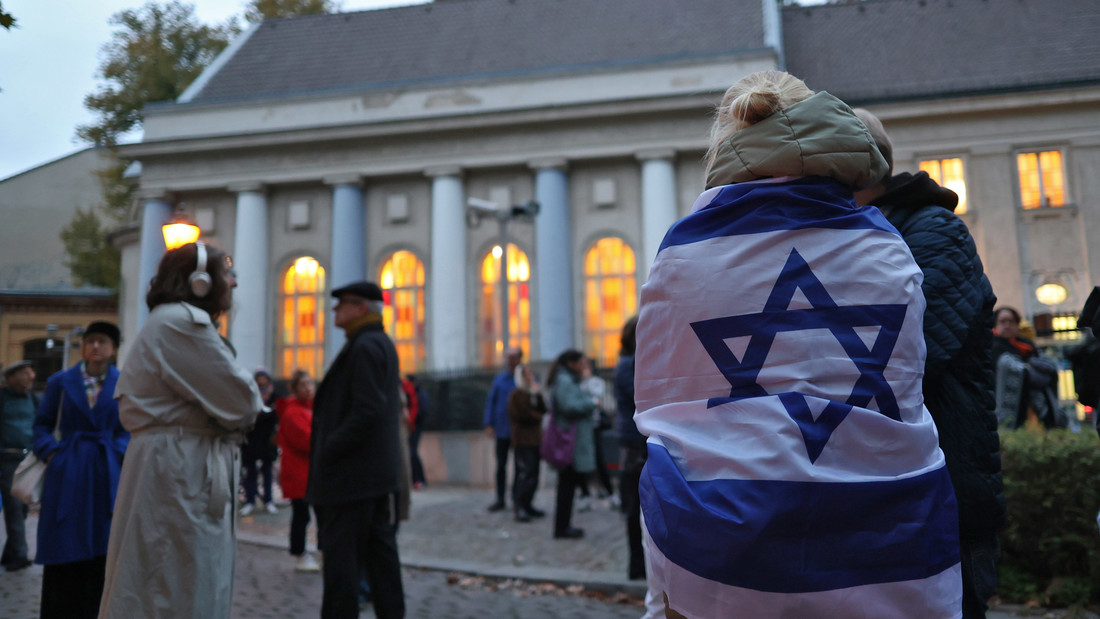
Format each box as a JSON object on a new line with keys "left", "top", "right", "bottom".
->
{"left": 877, "top": 172, "right": 1006, "bottom": 539}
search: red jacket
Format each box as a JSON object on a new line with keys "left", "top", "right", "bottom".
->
{"left": 277, "top": 396, "right": 313, "bottom": 500}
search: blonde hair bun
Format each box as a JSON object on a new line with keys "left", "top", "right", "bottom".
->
{"left": 705, "top": 71, "right": 815, "bottom": 172}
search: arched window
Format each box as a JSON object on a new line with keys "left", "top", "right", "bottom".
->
{"left": 278, "top": 256, "right": 326, "bottom": 379}
{"left": 379, "top": 250, "right": 427, "bottom": 373}
{"left": 583, "top": 237, "right": 637, "bottom": 368}
{"left": 479, "top": 243, "right": 531, "bottom": 366}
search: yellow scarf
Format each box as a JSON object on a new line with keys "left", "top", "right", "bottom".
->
{"left": 342, "top": 312, "right": 383, "bottom": 336}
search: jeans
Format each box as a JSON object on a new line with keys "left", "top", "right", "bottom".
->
{"left": 513, "top": 445, "right": 540, "bottom": 512}
{"left": 242, "top": 454, "right": 274, "bottom": 505}
{"left": 961, "top": 534, "right": 1000, "bottom": 619}
{"left": 0, "top": 456, "right": 29, "bottom": 566}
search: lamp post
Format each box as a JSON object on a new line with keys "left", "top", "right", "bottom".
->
{"left": 466, "top": 198, "right": 540, "bottom": 361}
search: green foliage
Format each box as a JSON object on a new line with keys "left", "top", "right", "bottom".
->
{"left": 998, "top": 429, "right": 1100, "bottom": 607}
{"left": 76, "top": 1, "right": 233, "bottom": 147}
{"left": 245, "top": 0, "right": 339, "bottom": 22}
{"left": 0, "top": 2, "right": 15, "bottom": 30}
{"left": 60, "top": 207, "right": 121, "bottom": 289}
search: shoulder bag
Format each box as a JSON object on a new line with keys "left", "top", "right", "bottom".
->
{"left": 11, "top": 395, "right": 62, "bottom": 505}
{"left": 540, "top": 407, "right": 576, "bottom": 470}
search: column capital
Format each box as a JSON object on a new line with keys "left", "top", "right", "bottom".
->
{"left": 228, "top": 181, "right": 265, "bottom": 193}
{"left": 323, "top": 174, "right": 364, "bottom": 187}
{"left": 136, "top": 188, "right": 173, "bottom": 202}
{"left": 424, "top": 166, "right": 463, "bottom": 178}
{"left": 635, "top": 148, "right": 677, "bottom": 162}
{"left": 527, "top": 158, "right": 568, "bottom": 172}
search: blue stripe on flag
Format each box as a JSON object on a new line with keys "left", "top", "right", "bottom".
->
{"left": 659, "top": 177, "right": 900, "bottom": 252}
{"left": 640, "top": 442, "right": 960, "bottom": 593}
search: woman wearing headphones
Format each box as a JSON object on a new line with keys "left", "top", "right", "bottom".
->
{"left": 99, "top": 242, "right": 262, "bottom": 619}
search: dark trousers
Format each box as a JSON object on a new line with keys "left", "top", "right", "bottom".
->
{"left": 554, "top": 465, "right": 587, "bottom": 535}
{"left": 513, "top": 444, "right": 541, "bottom": 511}
{"left": 40, "top": 555, "right": 106, "bottom": 619}
{"left": 619, "top": 445, "right": 647, "bottom": 579}
{"left": 0, "top": 457, "right": 29, "bottom": 566}
{"left": 961, "top": 534, "right": 1000, "bottom": 619}
{"left": 493, "top": 436, "right": 512, "bottom": 504}
{"left": 242, "top": 454, "right": 274, "bottom": 505}
{"left": 408, "top": 430, "right": 426, "bottom": 485}
{"left": 317, "top": 496, "right": 404, "bottom": 619}
{"left": 592, "top": 427, "right": 614, "bottom": 496}
{"left": 289, "top": 498, "right": 314, "bottom": 556}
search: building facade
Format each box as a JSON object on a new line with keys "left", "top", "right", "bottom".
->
{"left": 0, "top": 147, "right": 119, "bottom": 379}
{"left": 116, "top": 0, "right": 1100, "bottom": 378}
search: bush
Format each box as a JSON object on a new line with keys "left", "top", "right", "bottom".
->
{"left": 998, "top": 429, "right": 1100, "bottom": 607}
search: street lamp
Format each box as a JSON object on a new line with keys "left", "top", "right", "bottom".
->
{"left": 466, "top": 198, "right": 540, "bottom": 359}
{"left": 162, "top": 207, "right": 200, "bottom": 251}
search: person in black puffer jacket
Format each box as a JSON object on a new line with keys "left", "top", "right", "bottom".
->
{"left": 855, "top": 110, "right": 1006, "bottom": 619}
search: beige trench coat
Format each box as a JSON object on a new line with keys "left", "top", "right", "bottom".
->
{"left": 99, "top": 302, "right": 261, "bottom": 619}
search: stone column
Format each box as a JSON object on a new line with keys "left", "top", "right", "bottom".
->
{"left": 325, "top": 177, "right": 367, "bottom": 364}
{"left": 136, "top": 194, "right": 172, "bottom": 328}
{"left": 427, "top": 168, "right": 467, "bottom": 370}
{"left": 638, "top": 150, "right": 679, "bottom": 282}
{"left": 530, "top": 159, "right": 573, "bottom": 361}
{"left": 230, "top": 184, "right": 269, "bottom": 372}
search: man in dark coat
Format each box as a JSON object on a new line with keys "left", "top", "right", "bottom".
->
{"left": 307, "top": 281, "right": 405, "bottom": 619}
{"left": 856, "top": 109, "right": 1006, "bottom": 619}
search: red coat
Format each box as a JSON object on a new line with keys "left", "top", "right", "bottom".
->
{"left": 277, "top": 396, "right": 313, "bottom": 500}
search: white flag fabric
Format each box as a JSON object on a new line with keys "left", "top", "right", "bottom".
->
{"left": 636, "top": 177, "right": 962, "bottom": 618}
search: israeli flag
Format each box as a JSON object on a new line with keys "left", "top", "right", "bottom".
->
{"left": 636, "top": 177, "right": 962, "bottom": 618}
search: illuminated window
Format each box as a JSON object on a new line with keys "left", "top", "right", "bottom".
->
{"left": 1017, "top": 150, "right": 1066, "bottom": 209}
{"left": 919, "top": 158, "right": 968, "bottom": 214}
{"left": 479, "top": 244, "right": 531, "bottom": 366}
{"left": 583, "top": 237, "right": 637, "bottom": 368}
{"left": 278, "top": 257, "right": 326, "bottom": 379}
{"left": 380, "top": 250, "right": 427, "bottom": 373}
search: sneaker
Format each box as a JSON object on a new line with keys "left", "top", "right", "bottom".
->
{"left": 294, "top": 553, "right": 321, "bottom": 572}
{"left": 577, "top": 497, "right": 592, "bottom": 513}
{"left": 265, "top": 503, "right": 278, "bottom": 515}
{"left": 487, "top": 500, "right": 507, "bottom": 512}
{"left": 553, "top": 527, "right": 585, "bottom": 539}
{"left": 239, "top": 503, "right": 255, "bottom": 516}
{"left": 609, "top": 494, "right": 622, "bottom": 509}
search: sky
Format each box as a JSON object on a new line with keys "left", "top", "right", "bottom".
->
{"left": 0, "top": 0, "right": 429, "bottom": 180}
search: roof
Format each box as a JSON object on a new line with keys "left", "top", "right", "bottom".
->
{"left": 782, "top": 0, "right": 1100, "bottom": 105}
{"left": 186, "top": 0, "right": 766, "bottom": 104}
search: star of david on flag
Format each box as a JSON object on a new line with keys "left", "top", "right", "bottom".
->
{"left": 690, "top": 248, "right": 907, "bottom": 463}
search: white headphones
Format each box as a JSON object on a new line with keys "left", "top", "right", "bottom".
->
{"left": 189, "top": 241, "right": 213, "bottom": 298}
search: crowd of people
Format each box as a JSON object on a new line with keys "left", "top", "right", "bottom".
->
{"left": 0, "top": 68, "right": 1093, "bottom": 619}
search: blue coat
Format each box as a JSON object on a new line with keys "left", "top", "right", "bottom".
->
{"left": 33, "top": 363, "right": 129, "bottom": 565}
{"left": 482, "top": 371, "right": 515, "bottom": 439}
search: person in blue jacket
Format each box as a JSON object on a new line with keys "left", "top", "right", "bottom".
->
{"left": 483, "top": 346, "right": 522, "bottom": 512}
{"left": 32, "top": 321, "right": 128, "bottom": 619}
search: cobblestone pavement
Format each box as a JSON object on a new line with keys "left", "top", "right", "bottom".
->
{"left": 0, "top": 485, "right": 1057, "bottom": 617}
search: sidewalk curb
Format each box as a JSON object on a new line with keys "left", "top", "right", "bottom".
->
{"left": 236, "top": 531, "right": 648, "bottom": 597}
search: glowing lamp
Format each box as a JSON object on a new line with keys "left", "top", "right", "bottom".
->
{"left": 1035, "top": 283, "right": 1068, "bottom": 306}
{"left": 162, "top": 213, "right": 200, "bottom": 251}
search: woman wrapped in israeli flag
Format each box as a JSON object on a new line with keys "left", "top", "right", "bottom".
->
{"left": 635, "top": 71, "right": 962, "bottom": 618}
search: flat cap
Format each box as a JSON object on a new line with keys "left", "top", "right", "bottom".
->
{"left": 331, "top": 281, "right": 384, "bottom": 302}
{"left": 3, "top": 360, "right": 33, "bottom": 378}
